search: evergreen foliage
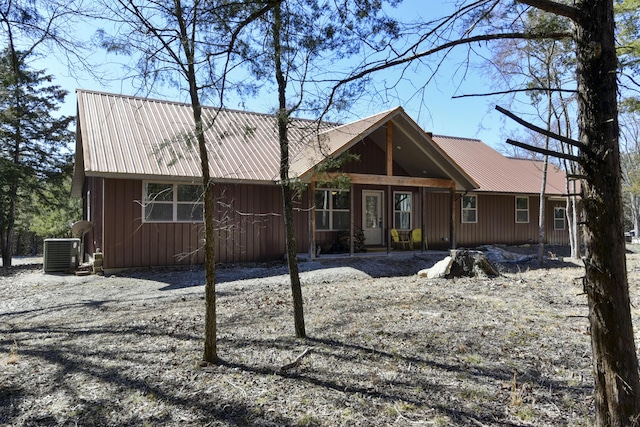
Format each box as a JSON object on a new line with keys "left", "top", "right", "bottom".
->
{"left": 0, "top": 49, "right": 75, "bottom": 266}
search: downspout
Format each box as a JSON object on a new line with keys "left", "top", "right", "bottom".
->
{"left": 101, "top": 179, "right": 105, "bottom": 265}
{"left": 450, "top": 186, "right": 457, "bottom": 249}
{"left": 350, "top": 182, "right": 354, "bottom": 256}
{"left": 309, "top": 180, "right": 316, "bottom": 258}
{"left": 420, "top": 187, "right": 425, "bottom": 251}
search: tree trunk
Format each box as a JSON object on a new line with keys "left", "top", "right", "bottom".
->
{"left": 1, "top": 169, "right": 17, "bottom": 268}
{"left": 576, "top": 0, "right": 640, "bottom": 423}
{"left": 202, "top": 178, "right": 218, "bottom": 363}
{"left": 631, "top": 193, "right": 640, "bottom": 238}
{"left": 0, "top": 227, "right": 13, "bottom": 268}
{"left": 173, "top": 0, "right": 218, "bottom": 364}
{"left": 564, "top": 177, "right": 580, "bottom": 259}
{"left": 273, "top": 3, "right": 306, "bottom": 338}
{"left": 538, "top": 141, "right": 551, "bottom": 266}
{"left": 1, "top": 45, "right": 23, "bottom": 270}
{"left": 537, "top": 83, "right": 555, "bottom": 266}
{"left": 282, "top": 181, "right": 306, "bottom": 337}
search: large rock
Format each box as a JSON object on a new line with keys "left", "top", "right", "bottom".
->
{"left": 418, "top": 256, "right": 453, "bottom": 279}
{"left": 418, "top": 249, "right": 498, "bottom": 279}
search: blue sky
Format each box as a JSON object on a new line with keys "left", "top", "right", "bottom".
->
{"left": 35, "top": 0, "right": 523, "bottom": 151}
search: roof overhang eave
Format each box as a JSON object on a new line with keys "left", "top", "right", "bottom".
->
{"left": 467, "top": 189, "right": 571, "bottom": 197}
{"left": 80, "top": 171, "right": 279, "bottom": 186}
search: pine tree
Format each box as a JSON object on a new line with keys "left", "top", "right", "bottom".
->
{"left": 0, "top": 48, "right": 74, "bottom": 268}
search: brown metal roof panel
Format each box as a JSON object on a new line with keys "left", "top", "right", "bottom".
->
{"left": 113, "top": 96, "right": 142, "bottom": 174}
{"left": 510, "top": 158, "right": 568, "bottom": 195}
{"left": 142, "top": 98, "right": 195, "bottom": 177}
{"left": 290, "top": 108, "right": 400, "bottom": 177}
{"left": 432, "top": 135, "right": 568, "bottom": 195}
{"left": 205, "top": 109, "right": 280, "bottom": 181}
{"left": 80, "top": 91, "right": 213, "bottom": 179}
{"left": 235, "top": 111, "right": 282, "bottom": 180}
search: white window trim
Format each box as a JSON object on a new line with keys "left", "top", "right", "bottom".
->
{"left": 142, "top": 181, "right": 204, "bottom": 223}
{"left": 393, "top": 191, "right": 412, "bottom": 230}
{"left": 554, "top": 207, "right": 566, "bottom": 230}
{"left": 315, "top": 189, "right": 350, "bottom": 231}
{"left": 461, "top": 194, "right": 478, "bottom": 224}
{"left": 515, "top": 196, "right": 529, "bottom": 223}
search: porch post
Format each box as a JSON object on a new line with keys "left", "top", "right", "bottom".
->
{"left": 386, "top": 121, "right": 393, "bottom": 253}
{"left": 420, "top": 187, "right": 425, "bottom": 252}
{"left": 350, "top": 182, "right": 354, "bottom": 256}
{"left": 387, "top": 184, "right": 392, "bottom": 254}
{"left": 386, "top": 121, "right": 393, "bottom": 176}
{"left": 309, "top": 180, "right": 316, "bottom": 258}
{"left": 450, "top": 186, "right": 457, "bottom": 249}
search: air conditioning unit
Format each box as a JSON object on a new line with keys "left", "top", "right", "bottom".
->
{"left": 43, "top": 238, "right": 81, "bottom": 273}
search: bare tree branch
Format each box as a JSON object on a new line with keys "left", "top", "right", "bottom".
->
{"left": 495, "top": 105, "right": 585, "bottom": 150}
{"left": 452, "top": 87, "right": 577, "bottom": 98}
{"left": 506, "top": 138, "right": 581, "bottom": 162}
{"left": 323, "top": 30, "right": 571, "bottom": 120}
{"left": 516, "top": 0, "right": 585, "bottom": 24}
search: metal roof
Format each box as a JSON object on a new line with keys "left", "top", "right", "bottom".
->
{"left": 72, "top": 90, "right": 568, "bottom": 198}
{"left": 431, "top": 135, "right": 568, "bottom": 195}
{"left": 290, "top": 107, "right": 478, "bottom": 191}
{"left": 74, "top": 89, "right": 334, "bottom": 185}
{"left": 72, "top": 91, "right": 479, "bottom": 195}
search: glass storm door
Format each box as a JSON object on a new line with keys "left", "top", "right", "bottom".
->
{"left": 362, "top": 190, "right": 384, "bottom": 246}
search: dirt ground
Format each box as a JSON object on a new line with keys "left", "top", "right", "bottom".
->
{"left": 1, "top": 245, "right": 639, "bottom": 426}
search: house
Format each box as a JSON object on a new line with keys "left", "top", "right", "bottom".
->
{"left": 71, "top": 89, "right": 572, "bottom": 271}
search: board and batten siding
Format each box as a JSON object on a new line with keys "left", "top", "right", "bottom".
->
{"left": 92, "top": 178, "right": 571, "bottom": 270}
{"left": 423, "top": 191, "right": 453, "bottom": 251}
{"left": 455, "top": 193, "right": 570, "bottom": 247}
{"left": 99, "top": 178, "right": 289, "bottom": 270}
{"left": 420, "top": 192, "right": 570, "bottom": 250}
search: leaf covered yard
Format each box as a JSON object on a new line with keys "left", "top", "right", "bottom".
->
{"left": 0, "top": 246, "right": 626, "bottom": 426}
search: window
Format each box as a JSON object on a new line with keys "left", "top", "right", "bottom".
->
{"left": 516, "top": 196, "right": 529, "bottom": 223}
{"left": 315, "top": 189, "right": 350, "bottom": 230}
{"left": 394, "top": 192, "right": 412, "bottom": 229}
{"left": 144, "top": 182, "right": 204, "bottom": 222}
{"left": 554, "top": 207, "right": 566, "bottom": 230}
{"left": 461, "top": 195, "right": 477, "bottom": 223}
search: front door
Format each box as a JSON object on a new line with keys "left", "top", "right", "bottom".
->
{"left": 362, "top": 190, "right": 384, "bottom": 246}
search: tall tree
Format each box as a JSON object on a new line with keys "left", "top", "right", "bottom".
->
{"left": 271, "top": 1, "right": 306, "bottom": 337}
{"left": 0, "top": 0, "right": 87, "bottom": 268}
{"left": 244, "top": 0, "right": 400, "bottom": 338}
{"left": 0, "top": 49, "right": 74, "bottom": 268}
{"left": 97, "top": 0, "right": 277, "bottom": 363}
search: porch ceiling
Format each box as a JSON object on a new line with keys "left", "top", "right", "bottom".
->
{"left": 367, "top": 116, "right": 477, "bottom": 191}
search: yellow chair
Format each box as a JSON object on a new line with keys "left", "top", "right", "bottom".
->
{"left": 410, "top": 228, "right": 426, "bottom": 250}
{"left": 390, "top": 228, "right": 410, "bottom": 249}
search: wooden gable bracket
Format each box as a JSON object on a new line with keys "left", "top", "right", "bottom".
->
{"left": 322, "top": 172, "right": 455, "bottom": 189}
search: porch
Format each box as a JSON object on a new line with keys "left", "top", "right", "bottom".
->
{"left": 299, "top": 116, "right": 477, "bottom": 260}
{"left": 307, "top": 178, "right": 458, "bottom": 260}
{"left": 297, "top": 246, "right": 449, "bottom": 262}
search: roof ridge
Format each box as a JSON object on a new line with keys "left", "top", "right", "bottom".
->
{"left": 76, "top": 88, "right": 337, "bottom": 126}
{"left": 431, "top": 134, "right": 482, "bottom": 143}
{"left": 318, "top": 106, "right": 404, "bottom": 135}
{"left": 508, "top": 156, "right": 544, "bottom": 162}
